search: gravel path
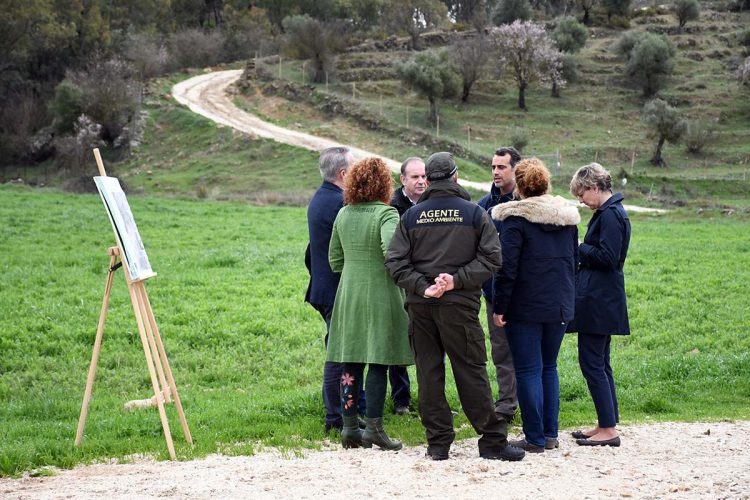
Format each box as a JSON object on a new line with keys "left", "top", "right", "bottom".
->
{"left": 3, "top": 421, "right": 747, "bottom": 499}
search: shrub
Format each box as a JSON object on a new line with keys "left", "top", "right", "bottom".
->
{"left": 683, "top": 120, "right": 717, "bottom": 154}
{"left": 616, "top": 32, "right": 676, "bottom": 96}
{"left": 124, "top": 32, "right": 170, "bottom": 78}
{"left": 53, "top": 115, "right": 105, "bottom": 174}
{"left": 641, "top": 98, "right": 686, "bottom": 167}
{"left": 739, "top": 29, "right": 750, "bottom": 48}
{"left": 492, "top": 0, "right": 532, "bottom": 25}
{"left": 609, "top": 14, "right": 631, "bottom": 28}
{"left": 49, "top": 80, "right": 84, "bottom": 135}
{"left": 673, "top": 0, "right": 700, "bottom": 30}
{"left": 552, "top": 16, "right": 589, "bottom": 53}
{"left": 602, "top": 0, "right": 632, "bottom": 21}
{"left": 169, "top": 29, "right": 225, "bottom": 70}
{"left": 510, "top": 127, "right": 529, "bottom": 151}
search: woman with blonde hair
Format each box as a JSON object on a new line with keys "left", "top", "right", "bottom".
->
{"left": 327, "top": 157, "right": 413, "bottom": 451}
{"left": 568, "top": 162, "right": 631, "bottom": 447}
{"left": 491, "top": 158, "right": 580, "bottom": 453}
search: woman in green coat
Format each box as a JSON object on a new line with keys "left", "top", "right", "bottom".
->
{"left": 327, "top": 157, "right": 413, "bottom": 451}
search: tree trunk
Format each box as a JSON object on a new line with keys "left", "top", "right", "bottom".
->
{"left": 518, "top": 83, "right": 527, "bottom": 110}
{"left": 551, "top": 81, "right": 560, "bottom": 98}
{"left": 582, "top": 8, "right": 591, "bottom": 25}
{"left": 429, "top": 96, "right": 438, "bottom": 125}
{"left": 651, "top": 136, "right": 666, "bottom": 167}
{"left": 462, "top": 82, "right": 471, "bottom": 102}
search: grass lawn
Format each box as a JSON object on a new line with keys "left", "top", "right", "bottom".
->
{"left": 1, "top": 184, "right": 748, "bottom": 476}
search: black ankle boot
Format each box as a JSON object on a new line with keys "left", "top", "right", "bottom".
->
{"left": 341, "top": 415, "right": 363, "bottom": 449}
{"left": 362, "top": 417, "right": 402, "bottom": 451}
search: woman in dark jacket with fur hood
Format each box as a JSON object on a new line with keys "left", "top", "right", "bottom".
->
{"left": 491, "top": 158, "right": 580, "bottom": 453}
{"left": 567, "top": 163, "right": 631, "bottom": 448}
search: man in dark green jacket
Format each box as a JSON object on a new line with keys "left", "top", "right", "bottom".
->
{"left": 385, "top": 152, "right": 524, "bottom": 462}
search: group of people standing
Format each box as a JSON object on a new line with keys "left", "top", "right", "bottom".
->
{"left": 305, "top": 145, "right": 631, "bottom": 461}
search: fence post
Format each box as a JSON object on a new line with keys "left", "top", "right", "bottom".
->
{"left": 278, "top": 56, "right": 282, "bottom": 79}
{"left": 406, "top": 106, "right": 409, "bottom": 128}
{"left": 380, "top": 94, "right": 383, "bottom": 116}
{"left": 302, "top": 62, "right": 306, "bottom": 85}
{"left": 352, "top": 82, "right": 356, "bottom": 101}
{"left": 325, "top": 72, "right": 329, "bottom": 92}
{"left": 468, "top": 126, "right": 471, "bottom": 151}
{"left": 436, "top": 114, "right": 440, "bottom": 138}
{"left": 556, "top": 149, "right": 561, "bottom": 176}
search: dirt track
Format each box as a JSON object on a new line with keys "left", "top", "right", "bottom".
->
{"left": 2, "top": 421, "right": 748, "bottom": 499}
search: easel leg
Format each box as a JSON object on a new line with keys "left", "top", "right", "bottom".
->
{"left": 75, "top": 253, "right": 118, "bottom": 446}
{"left": 134, "top": 285, "right": 171, "bottom": 404}
{"left": 127, "top": 281, "right": 177, "bottom": 460}
{"left": 136, "top": 284, "right": 193, "bottom": 445}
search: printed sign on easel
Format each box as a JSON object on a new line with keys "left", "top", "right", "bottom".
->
{"left": 94, "top": 176, "right": 156, "bottom": 282}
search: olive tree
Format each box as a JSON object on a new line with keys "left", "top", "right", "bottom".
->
{"left": 552, "top": 16, "right": 588, "bottom": 53}
{"left": 396, "top": 49, "right": 460, "bottom": 124}
{"left": 382, "top": 0, "right": 448, "bottom": 50}
{"left": 281, "top": 15, "right": 347, "bottom": 83}
{"left": 491, "top": 20, "right": 564, "bottom": 110}
{"left": 615, "top": 32, "right": 676, "bottom": 96}
{"left": 641, "top": 98, "right": 686, "bottom": 167}
{"left": 673, "top": 0, "right": 699, "bottom": 31}
{"left": 492, "top": 0, "right": 532, "bottom": 25}
{"left": 578, "top": 0, "right": 597, "bottom": 25}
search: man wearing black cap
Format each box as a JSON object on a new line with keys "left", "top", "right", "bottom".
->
{"left": 385, "top": 152, "right": 525, "bottom": 462}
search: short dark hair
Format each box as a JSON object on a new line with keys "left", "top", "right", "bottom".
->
{"left": 494, "top": 147, "right": 522, "bottom": 167}
{"left": 400, "top": 157, "right": 423, "bottom": 176}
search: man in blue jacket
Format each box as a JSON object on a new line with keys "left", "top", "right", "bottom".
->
{"left": 476, "top": 147, "right": 522, "bottom": 424}
{"left": 305, "top": 146, "right": 362, "bottom": 434}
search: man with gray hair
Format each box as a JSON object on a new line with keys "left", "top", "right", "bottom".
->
{"left": 305, "top": 146, "right": 363, "bottom": 434}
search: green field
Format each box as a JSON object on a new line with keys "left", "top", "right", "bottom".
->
{"left": 1, "top": 184, "right": 748, "bottom": 476}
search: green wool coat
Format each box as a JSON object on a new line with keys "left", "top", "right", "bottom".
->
{"left": 326, "top": 201, "right": 413, "bottom": 366}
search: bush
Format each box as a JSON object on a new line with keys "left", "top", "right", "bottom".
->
{"left": 684, "top": 120, "right": 717, "bottom": 154}
{"left": 673, "top": 0, "right": 700, "bottom": 29}
{"left": 69, "top": 57, "right": 140, "bottom": 144}
{"left": 0, "top": 90, "right": 49, "bottom": 165}
{"left": 124, "top": 32, "right": 170, "bottom": 78}
{"left": 50, "top": 80, "right": 85, "bottom": 134}
{"left": 492, "top": 0, "right": 532, "bottom": 25}
{"left": 510, "top": 127, "right": 529, "bottom": 152}
{"left": 281, "top": 15, "right": 348, "bottom": 84}
{"left": 616, "top": 32, "right": 676, "bottom": 96}
{"left": 610, "top": 14, "right": 631, "bottom": 28}
{"left": 739, "top": 29, "right": 750, "bottom": 48}
{"left": 53, "top": 115, "right": 105, "bottom": 174}
{"left": 552, "top": 16, "right": 589, "bottom": 53}
{"left": 602, "top": 0, "right": 632, "bottom": 21}
{"left": 561, "top": 54, "right": 581, "bottom": 83}
{"left": 169, "top": 29, "right": 225, "bottom": 70}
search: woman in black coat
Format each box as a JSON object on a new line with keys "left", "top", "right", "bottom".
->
{"left": 568, "top": 163, "right": 631, "bottom": 447}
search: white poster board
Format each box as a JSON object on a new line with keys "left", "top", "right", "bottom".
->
{"left": 94, "top": 176, "right": 156, "bottom": 282}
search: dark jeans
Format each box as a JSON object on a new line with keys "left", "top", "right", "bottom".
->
{"left": 408, "top": 303, "right": 508, "bottom": 455}
{"left": 505, "top": 321, "right": 566, "bottom": 448}
{"left": 388, "top": 365, "right": 411, "bottom": 407}
{"left": 342, "top": 363, "right": 387, "bottom": 418}
{"left": 578, "top": 333, "right": 619, "bottom": 428}
{"left": 315, "top": 304, "right": 365, "bottom": 426}
{"left": 485, "top": 298, "right": 517, "bottom": 416}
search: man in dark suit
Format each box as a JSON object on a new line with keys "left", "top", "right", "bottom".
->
{"left": 305, "top": 146, "right": 362, "bottom": 434}
{"left": 388, "top": 157, "right": 426, "bottom": 415}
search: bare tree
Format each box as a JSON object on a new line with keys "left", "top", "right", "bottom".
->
{"left": 450, "top": 35, "right": 489, "bottom": 102}
{"left": 491, "top": 20, "right": 564, "bottom": 110}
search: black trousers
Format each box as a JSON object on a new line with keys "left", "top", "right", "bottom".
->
{"left": 407, "top": 303, "right": 508, "bottom": 455}
{"left": 578, "top": 333, "right": 619, "bottom": 428}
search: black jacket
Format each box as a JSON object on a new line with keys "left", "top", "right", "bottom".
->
{"left": 491, "top": 195, "right": 580, "bottom": 323}
{"left": 385, "top": 180, "right": 502, "bottom": 311}
{"left": 390, "top": 187, "right": 415, "bottom": 216}
{"left": 567, "top": 193, "right": 631, "bottom": 335}
{"left": 477, "top": 184, "right": 516, "bottom": 299}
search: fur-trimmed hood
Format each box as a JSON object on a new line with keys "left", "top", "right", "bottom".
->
{"left": 491, "top": 194, "right": 581, "bottom": 226}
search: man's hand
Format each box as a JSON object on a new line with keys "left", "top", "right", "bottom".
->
{"left": 436, "top": 273, "right": 455, "bottom": 292}
{"left": 424, "top": 283, "right": 445, "bottom": 298}
{"left": 493, "top": 313, "right": 506, "bottom": 327}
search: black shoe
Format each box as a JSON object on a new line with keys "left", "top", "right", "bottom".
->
{"left": 571, "top": 430, "right": 593, "bottom": 439}
{"left": 394, "top": 405, "right": 410, "bottom": 415}
{"left": 425, "top": 447, "right": 449, "bottom": 461}
{"left": 480, "top": 444, "right": 525, "bottom": 461}
{"left": 509, "top": 439, "right": 544, "bottom": 453}
{"left": 576, "top": 436, "right": 621, "bottom": 447}
{"left": 545, "top": 437, "right": 559, "bottom": 450}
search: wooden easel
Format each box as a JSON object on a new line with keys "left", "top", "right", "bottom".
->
{"left": 75, "top": 149, "right": 192, "bottom": 460}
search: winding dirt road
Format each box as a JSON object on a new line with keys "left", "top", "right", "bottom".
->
{"left": 171, "top": 69, "right": 491, "bottom": 192}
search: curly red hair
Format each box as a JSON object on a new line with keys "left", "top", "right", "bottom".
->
{"left": 344, "top": 157, "right": 393, "bottom": 205}
{"left": 515, "top": 158, "right": 551, "bottom": 198}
